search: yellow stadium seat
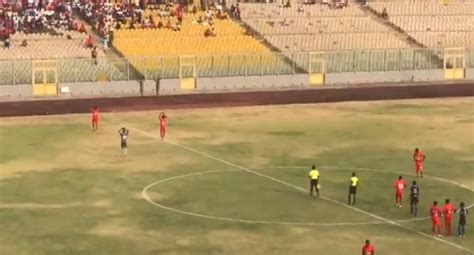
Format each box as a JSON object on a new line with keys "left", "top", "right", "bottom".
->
{"left": 112, "top": 11, "right": 292, "bottom": 77}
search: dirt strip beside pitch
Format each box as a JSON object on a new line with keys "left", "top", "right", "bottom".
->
{"left": 0, "top": 83, "right": 473, "bottom": 117}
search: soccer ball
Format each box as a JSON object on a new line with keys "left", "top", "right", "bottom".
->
{"left": 317, "top": 184, "right": 321, "bottom": 189}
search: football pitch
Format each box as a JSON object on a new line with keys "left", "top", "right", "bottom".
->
{"left": 0, "top": 98, "right": 473, "bottom": 255}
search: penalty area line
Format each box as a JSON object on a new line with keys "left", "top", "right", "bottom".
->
{"left": 129, "top": 126, "right": 473, "bottom": 254}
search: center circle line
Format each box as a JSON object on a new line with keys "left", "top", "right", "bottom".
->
{"left": 143, "top": 166, "right": 470, "bottom": 226}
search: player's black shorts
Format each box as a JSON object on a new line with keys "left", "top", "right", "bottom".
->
{"left": 410, "top": 196, "right": 419, "bottom": 204}
{"left": 349, "top": 186, "right": 357, "bottom": 194}
{"left": 121, "top": 141, "right": 127, "bottom": 148}
{"left": 310, "top": 179, "right": 319, "bottom": 187}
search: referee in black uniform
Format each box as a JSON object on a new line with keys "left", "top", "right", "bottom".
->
{"left": 410, "top": 181, "right": 420, "bottom": 217}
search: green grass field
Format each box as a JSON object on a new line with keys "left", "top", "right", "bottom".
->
{"left": 0, "top": 98, "right": 473, "bottom": 255}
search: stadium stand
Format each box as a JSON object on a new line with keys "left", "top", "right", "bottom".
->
{"left": 1, "top": 0, "right": 473, "bottom": 90}
{"left": 264, "top": 32, "right": 409, "bottom": 51}
{"left": 0, "top": 1, "right": 120, "bottom": 84}
{"left": 91, "top": 2, "right": 293, "bottom": 78}
{"left": 239, "top": 1, "right": 413, "bottom": 73}
{"left": 367, "top": 0, "right": 474, "bottom": 48}
{"left": 0, "top": 35, "right": 102, "bottom": 60}
{"left": 0, "top": 28, "right": 116, "bottom": 83}
{"left": 240, "top": 3, "right": 366, "bottom": 18}
{"left": 368, "top": 1, "right": 474, "bottom": 16}
{"left": 237, "top": 0, "right": 474, "bottom": 75}
{"left": 240, "top": 2, "right": 411, "bottom": 51}
{"left": 240, "top": 0, "right": 474, "bottom": 50}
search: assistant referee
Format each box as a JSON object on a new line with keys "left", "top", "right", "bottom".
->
{"left": 348, "top": 172, "right": 359, "bottom": 205}
{"left": 308, "top": 165, "right": 320, "bottom": 197}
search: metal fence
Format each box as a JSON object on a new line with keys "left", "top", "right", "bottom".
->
{"left": 1, "top": 48, "right": 473, "bottom": 85}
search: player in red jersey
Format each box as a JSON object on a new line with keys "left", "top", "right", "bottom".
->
{"left": 443, "top": 199, "right": 457, "bottom": 237}
{"left": 159, "top": 112, "right": 167, "bottom": 140}
{"left": 361, "top": 239, "right": 375, "bottom": 255}
{"left": 393, "top": 176, "right": 406, "bottom": 208}
{"left": 91, "top": 106, "right": 100, "bottom": 131}
{"left": 430, "top": 201, "right": 443, "bottom": 237}
{"left": 413, "top": 148, "right": 426, "bottom": 178}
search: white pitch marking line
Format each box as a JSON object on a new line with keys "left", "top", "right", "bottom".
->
{"left": 0, "top": 202, "right": 82, "bottom": 209}
{"left": 130, "top": 127, "right": 474, "bottom": 254}
{"left": 143, "top": 169, "right": 395, "bottom": 226}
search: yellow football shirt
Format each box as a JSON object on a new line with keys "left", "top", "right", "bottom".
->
{"left": 350, "top": 176, "right": 359, "bottom": 187}
{"left": 309, "top": 169, "right": 320, "bottom": 180}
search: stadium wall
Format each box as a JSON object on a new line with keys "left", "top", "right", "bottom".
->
{"left": 0, "top": 85, "right": 33, "bottom": 99}
{"left": 1, "top": 71, "right": 473, "bottom": 100}
{"left": 59, "top": 80, "right": 184, "bottom": 97}
{"left": 196, "top": 75, "right": 308, "bottom": 90}
{"left": 467, "top": 68, "right": 474, "bottom": 80}
{"left": 325, "top": 70, "right": 445, "bottom": 84}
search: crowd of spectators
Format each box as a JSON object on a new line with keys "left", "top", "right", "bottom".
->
{"left": 76, "top": 0, "right": 240, "bottom": 38}
{"left": 1, "top": 0, "right": 243, "bottom": 56}
{"left": 0, "top": 2, "right": 93, "bottom": 48}
{"left": 1, "top": 2, "right": 77, "bottom": 38}
{"left": 0, "top": 1, "right": 103, "bottom": 64}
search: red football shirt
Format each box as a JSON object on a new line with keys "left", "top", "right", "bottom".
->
{"left": 394, "top": 179, "right": 405, "bottom": 192}
{"left": 362, "top": 245, "right": 375, "bottom": 255}
{"left": 414, "top": 151, "right": 425, "bottom": 163}
{"left": 92, "top": 108, "right": 99, "bottom": 119}
{"left": 160, "top": 116, "right": 167, "bottom": 127}
{"left": 430, "top": 206, "right": 442, "bottom": 220}
{"left": 443, "top": 204, "right": 456, "bottom": 219}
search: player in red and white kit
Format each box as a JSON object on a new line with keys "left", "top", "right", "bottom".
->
{"left": 159, "top": 112, "right": 167, "bottom": 140}
{"left": 431, "top": 201, "right": 443, "bottom": 237}
{"left": 393, "top": 176, "right": 406, "bottom": 208}
{"left": 443, "top": 199, "right": 457, "bottom": 237}
{"left": 91, "top": 106, "right": 100, "bottom": 131}
{"left": 361, "top": 239, "right": 375, "bottom": 255}
{"left": 413, "top": 148, "right": 426, "bottom": 178}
